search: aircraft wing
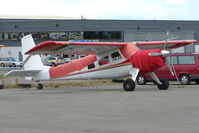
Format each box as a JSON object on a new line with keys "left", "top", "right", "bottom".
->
{"left": 25, "top": 41, "right": 128, "bottom": 55}
{"left": 25, "top": 40, "right": 197, "bottom": 55}
{"left": 135, "top": 40, "right": 197, "bottom": 50}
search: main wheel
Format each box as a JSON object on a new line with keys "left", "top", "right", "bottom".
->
{"left": 179, "top": 74, "right": 190, "bottom": 85}
{"left": 137, "top": 75, "right": 146, "bottom": 85}
{"left": 157, "top": 79, "right": 169, "bottom": 90}
{"left": 123, "top": 79, "right": 135, "bottom": 91}
{"left": 37, "top": 83, "right": 43, "bottom": 90}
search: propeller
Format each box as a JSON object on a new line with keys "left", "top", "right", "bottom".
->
{"left": 148, "top": 31, "right": 183, "bottom": 87}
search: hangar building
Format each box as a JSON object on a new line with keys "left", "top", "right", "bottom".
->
{"left": 0, "top": 18, "right": 199, "bottom": 61}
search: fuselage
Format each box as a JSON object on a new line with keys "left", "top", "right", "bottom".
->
{"left": 32, "top": 43, "right": 139, "bottom": 81}
{"left": 31, "top": 43, "right": 165, "bottom": 81}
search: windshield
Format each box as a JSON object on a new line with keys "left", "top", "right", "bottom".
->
{"left": 11, "top": 58, "right": 16, "bottom": 61}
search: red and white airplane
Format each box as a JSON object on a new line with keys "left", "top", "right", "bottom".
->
{"left": 4, "top": 35, "right": 197, "bottom": 91}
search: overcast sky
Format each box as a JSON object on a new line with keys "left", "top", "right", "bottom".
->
{"left": 0, "top": 0, "right": 199, "bottom": 20}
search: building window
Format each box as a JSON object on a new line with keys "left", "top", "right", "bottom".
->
{"left": 84, "top": 31, "right": 121, "bottom": 40}
{"left": 8, "top": 51, "right": 11, "bottom": 55}
{"left": 49, "top": 32, "right": 67, "bottom": 40}
{"left": 0, "top": 33, "right": 2, "bottom": 40}
{"left": 69, "top": 32, "right": 83, "bottom": 40}
{"left": 177, "top": 26, "right": 182, "bottom": 30}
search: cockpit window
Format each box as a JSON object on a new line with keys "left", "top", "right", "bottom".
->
{"left": 99, "top": 56, "right": 109, "bottom": 66}
{"left": 111, "top": 52, "right": 122, "bottom": 61}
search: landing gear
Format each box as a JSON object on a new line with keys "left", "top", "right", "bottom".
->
{"left": 123, "top": 79, "right": 135, "bottom": 91}
{"left": 35, "top": 81, "right": 43, "bottom": 90}
{"left": 157, "top": 79, "right": 169, "bottom": 90}
{"left": 37, "top": 83, "right": 43, "bottom": 90}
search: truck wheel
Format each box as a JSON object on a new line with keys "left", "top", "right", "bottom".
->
{"left": 1, "top": 63, "right": 5, "bottom": 67}
{"left": 179, "top": 74, "right": 190, "bottom": 85}
{"left": 137, "top": 75, "right": 146, "bottom": 85}
{"left": 52, "top": 63, "right": 56, "bottom": 67}
{"left": 12, "top": 63, "right": 16, "bottom": 67}
{"left": 195, "top": 80, "right": 199, "bottom": 85}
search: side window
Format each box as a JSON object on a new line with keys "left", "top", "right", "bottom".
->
{"left": 88, "top": 63, "right": 95, "bottom": 69}
{"left": 178, "top": 56, "right": 196, "bottom": 64}
{"left": 165, "top": 56, "right": 178, "bottom": 65}
{"left": 98, "top": 56, "right": 109, "bottom": 66}
{"left": 111, "top": 51, "right": 122, "bottom": 61}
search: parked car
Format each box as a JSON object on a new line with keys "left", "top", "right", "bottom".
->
{"left": 45, "top": 56, "right": 65, "bottom": 66}
{"left": 64, "top": 57, "right": 71, "bottom": 63}
{"left": 137, "top": 53, "right": 199, "bottom": 85}
{"left": 41, "top": 59, "right": 48, "bottom": 66}
{"left": 0, "top": 57, "right": 23, "bottom": 67}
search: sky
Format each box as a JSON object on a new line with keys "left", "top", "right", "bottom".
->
{"left": 0, "top": 0, "right": 199, "bottom": 20}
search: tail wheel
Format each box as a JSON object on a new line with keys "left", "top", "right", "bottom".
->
{"left": 137, "top": 75, "right": 146, "bottom": 85}
{"left": 37, "top": 83, "right": 43, "bottom": 90}
{"left": 179, "top": 74, "right": 190, "bottom": 85}
{"left": 123, "top": 79, "right": 135, "bottom": 91}
{"left": 157, "top": 79, "right": 169, "bottom": 90}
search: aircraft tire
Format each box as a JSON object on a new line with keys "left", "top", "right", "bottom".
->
{"left": 123, "top": 79, "right": 135, "bottom": 91}
{"left": 37, "top": 83, "right": 43, "bottom": 90}
{"left": 157, "top": 79, "right": 169, "bottom": 90}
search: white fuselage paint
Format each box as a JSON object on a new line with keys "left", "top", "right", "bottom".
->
{"left": 56, "top": 64, "right": 132, "bottom": 80}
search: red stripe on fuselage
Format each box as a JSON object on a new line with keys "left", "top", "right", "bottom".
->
{"left": 49, "top": 54, "right": 97, "bottom": 78}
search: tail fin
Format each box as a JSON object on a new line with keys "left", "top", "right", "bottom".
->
{"left": 22, "top": 35, "right": 43, "bottom": 70}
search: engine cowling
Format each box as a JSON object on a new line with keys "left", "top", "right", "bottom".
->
{"left": 131, "top": 49, "right": 165, "bottom": 74}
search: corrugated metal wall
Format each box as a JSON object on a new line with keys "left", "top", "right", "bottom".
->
{"left": 0, "top": 19, "right": 199, "bottom": 54}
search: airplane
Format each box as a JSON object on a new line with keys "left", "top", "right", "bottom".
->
{"left": 4, "top": 35, "right": 197, "bottom": 91}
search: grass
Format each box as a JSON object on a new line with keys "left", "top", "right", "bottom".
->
{"left": 41, "top": 79, "right": 113, "bottom": 88}
{"left": 0, "top": 79, "right": 115, "bottom": 89}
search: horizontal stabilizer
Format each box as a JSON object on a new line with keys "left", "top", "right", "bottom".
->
{"left": 4, "top": 70, "right": 41, "bottom": 78}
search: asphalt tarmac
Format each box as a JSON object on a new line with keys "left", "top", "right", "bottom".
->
{"left": 0, "top": 83, "right": 199, "bottom": 133}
